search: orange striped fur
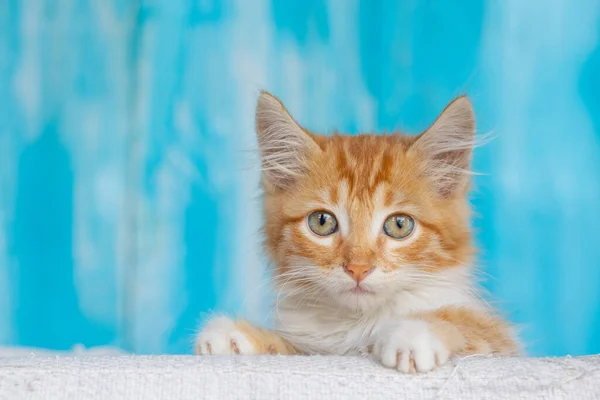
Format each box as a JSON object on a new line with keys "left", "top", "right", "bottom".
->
{"left": 195, "top": 92, "right": 518, "bottom": 373}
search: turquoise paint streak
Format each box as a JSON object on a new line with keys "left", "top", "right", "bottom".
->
{"left": 0, "top": 0, "right": 599, "bottom": 356}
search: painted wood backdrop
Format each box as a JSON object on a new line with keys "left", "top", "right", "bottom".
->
{"left": 1, "top": 0, "right": 599, "bottom": 355}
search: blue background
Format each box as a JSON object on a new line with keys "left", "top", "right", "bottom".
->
{"left": 1, "top": 0, "right": 599, "bottom": 356}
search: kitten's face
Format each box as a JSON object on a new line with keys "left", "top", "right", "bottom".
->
{"left": 256, "top": 93, "right": 476, "bottom": 311}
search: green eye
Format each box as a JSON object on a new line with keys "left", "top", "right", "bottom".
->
{"left": 383, "top": 214, "right": 415, "bottom": 239}
{"left": 307, "top": 211, "right": 338, "bottom": 236}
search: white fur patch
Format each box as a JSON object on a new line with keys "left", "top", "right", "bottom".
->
{"left": 372, "top": 319, "right": 450, "bottom": 373}
{"left": 370, "top": 184, "right": 389, "bottom": 240}
{"left": 331, "top": 205, "right": 349, "bottom": 237}
{"left": 195, "top": 316, "right": 256, "bottom": 355}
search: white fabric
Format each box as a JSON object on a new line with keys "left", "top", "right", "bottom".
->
{"left": 0, "top": 355, "right": 599, "bottom": 400}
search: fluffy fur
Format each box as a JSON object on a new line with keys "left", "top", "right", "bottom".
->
{"left": 195, "top": 91, "right": 519, "bottom": 373}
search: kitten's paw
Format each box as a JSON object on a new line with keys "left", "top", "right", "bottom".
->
{"left": 195, "top": 316, "right": 256, "bottom": 355}
{"left": 372, "top": 320, "right": 450, "bottom": 373}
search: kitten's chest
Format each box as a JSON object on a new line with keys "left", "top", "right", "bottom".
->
{"left": 276, "top": 303, "right": 388, "bottom": 355}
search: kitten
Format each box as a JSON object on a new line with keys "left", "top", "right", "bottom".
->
{"left": 195, "top": 91, "right": 519, "bottom": 373}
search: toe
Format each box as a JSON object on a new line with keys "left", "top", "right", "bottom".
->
{"left": 229, "top": 331, "right": 256, "bottom": 355}
{"left": 379, "top": 343, "right": 400, "bottom": 368}
{"left": 413, "top": 349, "right": 436, "bottom": 373}
{"left": 435, "top": 348, "right": 450, "bottom": 366}
{"left": 201, "top": 334, "right": 230, "bottom": 355}
{"left": 397, "top": 351, "right": 411, "bottom": 373}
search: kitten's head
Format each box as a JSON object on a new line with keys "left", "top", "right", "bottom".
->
{"left": 256, "top": 92, "right": 477, "bottom": 312}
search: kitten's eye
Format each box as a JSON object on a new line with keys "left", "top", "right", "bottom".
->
{"left": 383, "top": 214, "right": 415, "bottom": 239}
{"left": 307, "top": 211, "right": 338, "bottom": 236}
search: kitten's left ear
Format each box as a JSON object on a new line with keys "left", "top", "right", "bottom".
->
{"left": 411, "top": 96, "right": 476, "bottom": 197}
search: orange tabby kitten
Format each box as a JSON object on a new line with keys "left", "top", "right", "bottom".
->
{"left": 195, "top": 91, "right": 519, "bottom": 373}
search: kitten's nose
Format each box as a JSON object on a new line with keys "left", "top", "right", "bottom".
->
{"left": 343, "top": 264, "right": 375, "bottom": 283}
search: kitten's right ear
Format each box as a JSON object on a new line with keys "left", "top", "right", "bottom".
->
{"left": 255, "top": 91, "right": 320, "bottom": 189}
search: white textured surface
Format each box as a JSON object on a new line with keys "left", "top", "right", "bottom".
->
{"left": 0, "top": 355, "right": 599, "bottom": 400}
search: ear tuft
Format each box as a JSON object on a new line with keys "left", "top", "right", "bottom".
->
{"left": 412, "top": 96, "right": 476, "bottom": 197}
{"left": 255, "top": 91, "right": 319, "bottom": 189}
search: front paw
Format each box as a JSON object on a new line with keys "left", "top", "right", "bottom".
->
{"left": 372, "top": 320, "right": 450, "bottom": 373}
{"left": 195, "top": 316, "right": 256, "bottom": 355}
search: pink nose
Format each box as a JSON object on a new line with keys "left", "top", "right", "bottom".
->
{"left": 343, "top": 264, "right": 375, "bottom": 283}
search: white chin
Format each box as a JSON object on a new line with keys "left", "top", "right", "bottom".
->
{"left": 335, "top": 290, "right": 386, "bottom": 311}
